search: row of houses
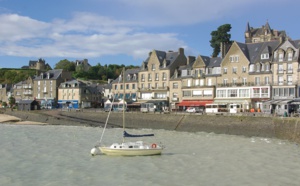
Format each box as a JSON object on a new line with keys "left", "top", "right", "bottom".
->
{"left": 0, "top": 69, "right": 107, "bottom": 110}
{"left": 110, "top": 21, "right": 300, "bottom": 115}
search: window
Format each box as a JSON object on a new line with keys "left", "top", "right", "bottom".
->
{"left": 183, "top": 91, "right": 191, "bottom": 97}
{"left": 264, "top": 76, "right": 269, "bottom": 85}
{"left": 151, "top": 64, "right": 155, "bottom": 71}
{"left": 253, "top": 88, "right": 260, "bottom": 97}
{"left": 155, "top": 73, "right": 159, "bottom": 81}
{"left": 133, "top": 74, "right": 137, "bottom": 80}
{"left": 148, "top": 83, "right": 151, "bottom": 89}
{"left": 242, "top": 66, "right": 247, "bottom": 73}
{"left": 287, "top": 63, "right": 293, "bottom": 73}
{"left": 223, "top": 79, "right": 228, "bottom": 86}
{"left": 162, "top": 82, "right": 166, "bottom": 88}
{"left": 193, "top": 90, "right": 202, "bottom": 96}
{"left": 173, "top": 82, "right": 178, "bottom": 89}
{"left": 223, "top": 68, "right": 227, "bottom": 74}
{"left": 232, "top": 78, "right": 237, "bottom": 85}
{"left": 216, "top": 90, "right": 226, "bottom": 97}
{"left": 148, "top": 73, "right": 152, "bottom": 81}
{"left": 228, "top": 89, "right": 237, "bottom": 97}
{"left": 132, "top": 84, "right": 135, "bottom": 89}
{"left": 229, "top": 55, "right": 239, "bottom": 62}
{"left": 256, "top": 64, "right": 260, "bottom": 72}
{"left": 261, "top": 53, "right": 269, "bottom": 59}
{"left": 255, "top": 77, "right": 260, "bottom": 85}
{"left": 162, "top": 73, "right": 167, "bottom": 80}
{"left": 278, "top": 64, "right": 284, "bottom": 73}
{"left": 126, "top": 84, "right": 129, "bottom": 89}
{"left": 243, "top": 78, "right": 247, "bottom": 85}
{"left": 288, "top": 52, "right": 293, "bottom": 61}
{"left": 265, "top": 64, "right": 270, "bottom": 71}
{"left": 115, "top": 85, "right": 118, "bottom": 90}
{"left": 289, "top": 88, "right": 295, "bottom": 96}
{"left": 261, "top": 88, "right": 269, "bottom": 97}
{"left": 141, "top": 74, "right": 145, "bottom": 82}
{"left": 232, "top": 67, "right": 237, "bottom": 74}
{"left": 172, "top": 92, "right": 178, "bottom": 100}
{"left": 278, "top": 76, "right": 283, "bottom": 85}
{"left": 127, "top": 75, "right": 131, "bottom": 81}
{"left": 239, "top": 89, "right": 249, "bottom": 97}
{"left": 203, "top": 90, "right": 213, "bottom": 97}
{"left": 287, "top": 75, "right": 293, "bottom": 85}
{"left": 249, "top": 64, "right": 254, "bottom": 72}
{"left": 187, "top": 79, "right": 191, "bottom": 87}
{"left": 279, "top": 53, "right": 284, "bottom": 62}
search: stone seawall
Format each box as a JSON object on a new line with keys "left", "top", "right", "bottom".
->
{"left": 3, "top": 110, "right": 300, "bottom": 144}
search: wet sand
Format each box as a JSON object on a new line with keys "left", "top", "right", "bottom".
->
{"left": 0, "top": 114, "right": 47, "bottom": 125}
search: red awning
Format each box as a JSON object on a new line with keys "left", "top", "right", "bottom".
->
{"left": 177, "top": 100, "right": 213, "bottom": 107}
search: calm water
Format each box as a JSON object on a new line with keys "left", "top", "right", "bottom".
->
{"left": 1, "top": 124, "right": 300, "bottom": 186}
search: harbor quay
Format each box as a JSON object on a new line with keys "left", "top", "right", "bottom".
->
{"left": 1, "top": 109, "right": 300, "bottom": 144}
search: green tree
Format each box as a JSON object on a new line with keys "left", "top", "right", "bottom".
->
{"left": 8, "top": 96, "right": 16, "bottom": 107}
{"left": 4, "top": 71, "right": 18, "bottom": 84}
{"left": 54, "top": 59, "right": 76, "bottom": 71}
{"left": 210, "top": 24, "right": 233, "bottom": 57}
{"left": 2, "top": 102, "right": 7, "bottom": 107}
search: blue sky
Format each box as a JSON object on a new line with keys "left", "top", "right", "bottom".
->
{"left": 1, "top": 0, "right": 300, "bottom": 69}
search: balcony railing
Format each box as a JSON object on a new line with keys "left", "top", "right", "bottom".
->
{"left": 23, "top": 85, "right": 32, "bottom": 89}
{"left": 182, "top": 84, "right": 215, "bottom": 88}
{"left": 217, "top": 82, "right": 272, "bottom": 87}
{"left": 23, "top": 91, "right": 32, "bottom": 95}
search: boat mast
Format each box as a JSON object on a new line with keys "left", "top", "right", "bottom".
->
{"left": 122, "top": 67, "right": 125, "bottom": 143}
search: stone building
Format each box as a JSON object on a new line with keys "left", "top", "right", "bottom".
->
{"left": 245, "top": 21, "right": 286, "bottom": 43}
{"left": 33, "top": 69, "right": 72, "bottom": 108}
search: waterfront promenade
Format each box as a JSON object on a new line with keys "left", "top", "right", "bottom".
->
{"left": 1, "top": 109, "right": 300, "bottom": 144}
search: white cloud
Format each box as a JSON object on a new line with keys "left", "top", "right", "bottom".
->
{"left": 0, "top": 13, "right": 185, "bottom": 60}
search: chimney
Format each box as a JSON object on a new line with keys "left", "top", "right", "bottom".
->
{"left": 178, "top": 48, "right": 184, "bottom": 54}
{"left": 187, "top": 56, "right": 195, "bottom": 65}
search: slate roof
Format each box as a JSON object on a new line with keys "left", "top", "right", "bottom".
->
{"left": 235, "top": 40, "right": 280, "bottom": 64}
{"left": 111, "top": 68, "right": 140, "bottom": 84}
{"left": 34, "top": 69, "right": 63, "bottom": 80}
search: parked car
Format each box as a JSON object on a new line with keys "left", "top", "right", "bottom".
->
{"left": 186, "top": 107, "right": 203, "bottom": 113}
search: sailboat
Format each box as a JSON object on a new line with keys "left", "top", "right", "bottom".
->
{"left": 91, "top": 67, "right": 164, "bottom": 156}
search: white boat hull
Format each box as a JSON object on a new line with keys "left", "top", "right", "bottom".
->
{"left": 99, "top": 146, "right": 163, "bottom": 156}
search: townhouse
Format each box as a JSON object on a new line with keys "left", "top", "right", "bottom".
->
{"left": 170, "top": 55, "right": 220, "bottom": 111}
{"left": 110, "top": 68, "right": 139, "bottom": 110}
{"left": 33, "top": 69, "right": 72, "bottom": 108}
{"left": 137, "top": 48, "right": 187, "bottom": 111}
{"left": 12, "top": 76, "right": 34, "bottom": 103}
{"left": 0, "top": 84, "right": 12, "bottom": 103}
{"left": 58, "top": 79, "right": 102, "bottom": 109}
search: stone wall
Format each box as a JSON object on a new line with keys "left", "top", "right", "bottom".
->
{"left": 3, "top": 110, "right": 300, "bottom": 144}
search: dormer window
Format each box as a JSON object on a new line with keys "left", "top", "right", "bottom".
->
{"left": 47, "top": 73, "right": 50, "bottom": 79}
{"left": 288, "top": 52, "right": 293, "bottom": 61}
{"left": 133, "top": 74, "right": 136, "bottom": 80}
{"left": 127, "top": 74, "right": 131, "bottom": 81}
{"left": 279, "top": 53, "right": 284, "bottom": 62}
{"left": 163, "top": 61, "right": 166, "bottom": 68}
{"left": 256, "top": 64, "right": 260, "bottom": 72}
{"left": 265, "top": 64, "right": 270, "bottom": 71}
{"left": 261, "top": 53, "right": 269, "bottom": 59}
{"left": 41, "top": 73, "right": 44, "bottom": 79}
